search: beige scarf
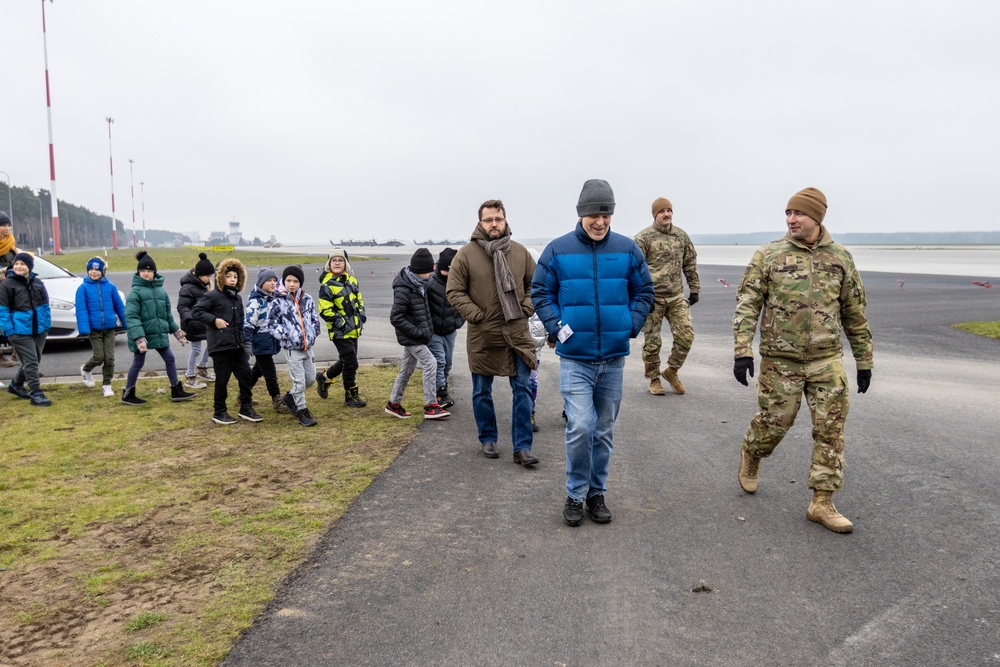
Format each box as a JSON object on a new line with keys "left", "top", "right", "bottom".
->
{"left": 476, "top": 234, "right": 523, "bottom": 322}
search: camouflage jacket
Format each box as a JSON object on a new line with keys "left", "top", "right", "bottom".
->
{"left": 634, "top": 223, "right": 700, "bottom": 298}
{"left": 733, "top": 228, "right": 873, "bottom": 368}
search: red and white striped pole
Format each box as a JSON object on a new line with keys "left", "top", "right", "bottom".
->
{"left": 129, "top": 158, "right": 136, "bottom": 248}
{"left": 106, "top": 116, "right": 117, "bottom": 249}
{"left": 41, "top": 0, "right": 62, "bottom": 254}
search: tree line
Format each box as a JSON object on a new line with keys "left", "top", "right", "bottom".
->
{"left": 0, "top": 182, "right": 188, "bottom": 251}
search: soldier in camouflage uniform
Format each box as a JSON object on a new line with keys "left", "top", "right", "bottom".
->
{"left": 634, "top": 197, "right": 700, "bottom": 395}
{"left": 732, "top": 187, "right": 873, "bottom": 534}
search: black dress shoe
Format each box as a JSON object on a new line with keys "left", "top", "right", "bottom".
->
{"left": 563, "top": 496, "right": 584, "bottom": 527}
{"left": 586, "top": 494, "right": 612, "bottom": 523}
{"left": 481, "top": 442, "right": 499, "bottom": 458}
{"left": 513, "top": 450, "right": 539, "bottom": 466}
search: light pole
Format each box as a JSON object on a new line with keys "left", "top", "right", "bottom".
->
{"left": 106, "top": 116, "right": 117, "bottom": 249}
{"left": 128, "top": 158, "right": 137, "bottom": 248}
{"left": 140, "top": 181, "right": 147, "bottom": 248}
{"left": 0, "top": 170, "right": 11, "bottom": 221}
{"left": 29, "top": 194, "right": 43, "bottom": 251}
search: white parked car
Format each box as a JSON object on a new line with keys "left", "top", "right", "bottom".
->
{"left": 25, "top": 255, "right": 126, "bottom": 341}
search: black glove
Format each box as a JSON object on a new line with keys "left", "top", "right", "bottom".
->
{"left": 734, "top": 357, "right": 754, "bottom": 386}
{"left": 688, "top": 292, "right": 699, "bottom": 306}
{"left": 547, "top": 330, "right": 559, "bottom": 345}
{"left": 857, "top": 369, "right": 871, "bottom": 394}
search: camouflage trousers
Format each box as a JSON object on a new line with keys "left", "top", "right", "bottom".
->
{"left": 740, "top": 356, "right": 850, "bottom": 491}
{"left": 642, "top": 294, "right": 694, "bottom": 378}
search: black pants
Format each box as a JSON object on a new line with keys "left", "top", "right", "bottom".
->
{"left": 250, "top": 353, "right": 281, "bottom": 398}
{"left": 212, "top": 348, "right": 253, "bottom": 412}
{"left": 9, "top": 333, "right": 47, "bottom": 393}
{"left": 325, "top": 338, "right": 359, "bottom": 389}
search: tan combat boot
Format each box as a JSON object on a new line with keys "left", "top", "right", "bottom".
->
{"left": 807, "top": 490, "right": 854, "bottom": 534}
{"left": 738, "top": 450, "right": 760, "bottom": 493}
{"left": 649, "top": 378, "right": 666, "bottom": 395}
{"left": 662, "top": 367, "right": 685, "bottom": 394}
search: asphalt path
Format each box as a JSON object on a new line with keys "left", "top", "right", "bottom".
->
{"left": 13, "top": 257, "right": 1000, "bottom": 665}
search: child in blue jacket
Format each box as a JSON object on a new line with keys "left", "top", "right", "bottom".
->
{"left": 0, "top": 252, "right": 53, "bottom": 406}
{"left": 76, "top": 257, "right": 126, "bottom": 397}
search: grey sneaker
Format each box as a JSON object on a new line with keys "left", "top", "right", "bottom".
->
{"left": 185, "top": 376, "right": 207, "bottom": 389}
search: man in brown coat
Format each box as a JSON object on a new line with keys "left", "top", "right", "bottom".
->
{"left": 446, "top": 199, "right": 539, "bottom": 465}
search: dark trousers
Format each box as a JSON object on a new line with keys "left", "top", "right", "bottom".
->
{"left": 250, "top": 353, "right": 281, "bottom": 398}
{"left": 9, "top": 333, "right": 48, "bottom": 392}
{"left": 84, "top": 329, "right": 117, "bottom": 385}
{"left": 325, "top": 338, "right": 359, "bottom": 389}
{"left": 212, "top": 348, "right": 253, "bottom": 412}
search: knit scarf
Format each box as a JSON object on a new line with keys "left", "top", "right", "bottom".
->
{"left": 0, "top": 234, "right": 15, "bottom": 258}
{"left": 476, "top": 235, "right": 522, "bottom": 322}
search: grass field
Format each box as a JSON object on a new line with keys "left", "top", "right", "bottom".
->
{"left": 0, "top": 365, "right": 419, "bottom": 666}
{"left": 953, "top": 320, "right": 1000, "bottom": 340}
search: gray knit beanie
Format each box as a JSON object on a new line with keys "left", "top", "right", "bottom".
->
{"left": 576, "top": 179, "right": 616, "bottom": 217}
{"left": 256, "top": 267, "right": 278, "bottom": 289}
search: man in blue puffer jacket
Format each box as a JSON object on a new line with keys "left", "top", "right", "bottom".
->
{"left": 532, "top": 179, "right": 654, "bottom": 527}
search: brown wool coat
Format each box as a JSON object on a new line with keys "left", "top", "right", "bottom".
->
{"left": 446, "top": 225, "right": 537, "bottom": 376}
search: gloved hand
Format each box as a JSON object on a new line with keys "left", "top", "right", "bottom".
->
{"left": 243, "top": 343, "right": 253, "bottom": 362}
{"left": 547, "top": 330, "right": 558, "bottom": 345}
{"left": 688, "top": 292, "right": 699, "bottom": 306}
{"left": 857, "top": 369, "right": 872, "bottom": 394}
{"left": 734, "top": 356, "right": 754, "bottom": 386}
{"left": 136, "top": 337, "right": 148, "bottom": 353}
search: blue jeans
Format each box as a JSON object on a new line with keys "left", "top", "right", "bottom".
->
{"left": 428, "top": 332, "right": 456, "bottom": 389}
{"left": 471, "top": 355, "right": 533, "bottom": 452}
{"left": 560, "top": 356, "right": 625, "bottom": 501}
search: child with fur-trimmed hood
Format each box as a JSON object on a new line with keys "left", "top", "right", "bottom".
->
{"left": 191, "top": 258, "right": 262, "bottom": 425}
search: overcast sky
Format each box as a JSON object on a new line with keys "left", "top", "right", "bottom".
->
{"left": 3, "top": 1, "right": 999, "bottom": 244}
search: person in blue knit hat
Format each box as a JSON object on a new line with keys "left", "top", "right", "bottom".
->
{"left": 76, "top": 257, "right": 126, "bottom": 397}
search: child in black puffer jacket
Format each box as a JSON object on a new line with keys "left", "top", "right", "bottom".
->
{"left": 191, "top": 258, "right": 261, "bottom": 425}
{"left": 385, "top": 249, "right": 448, "bottom": 420}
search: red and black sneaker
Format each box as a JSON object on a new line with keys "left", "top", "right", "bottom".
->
{"left": 384, "top": 401, "right": 412, "bottom": 419}
{"left": 423, "top": 403, "right": 450, "bottom": 419}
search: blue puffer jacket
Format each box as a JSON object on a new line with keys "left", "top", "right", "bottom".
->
{"left": 75, "top": 276, "right": 126, "bottom": 334}
{"left": 531, "top": 223, "right": 654, "bottom": 362}
{"left": 0, "top": 269, "right": 51, "bottom": 337}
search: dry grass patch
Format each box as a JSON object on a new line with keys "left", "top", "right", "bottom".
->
{"left": 0, "top": 364, "right": 419, "bottom": 666}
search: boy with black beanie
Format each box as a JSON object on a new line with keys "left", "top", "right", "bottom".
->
{"left": 177, "top": 251, "right": 217, "bottom": 389}
{"left": 426, "top": 247, "right": 463, "bottom": 409}
{"left": 385, "top": 249, "right": 449, "bottom": 420}
{"left": 270, "top": 264, "right": 322, "bottom": 426}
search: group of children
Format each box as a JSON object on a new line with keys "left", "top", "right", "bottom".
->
{"left": 2, "top": 246, "right": 472, "bottom": 426}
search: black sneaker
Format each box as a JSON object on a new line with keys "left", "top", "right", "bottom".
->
{"left": 213, "top": 410, "right": 237, "bottom": 425}
{"left": 297, "top": 407, "right": 318, "bottom": 427}
{"left": 586, "top": 494, "right": 612, "bottom": 524}
{"left": 423, "top": 403, "right": 450, "bottom": 419}
{"left": 282, "top": 392, "right": 298, "bottom": 415}
{"left": 563, "top": 496, "right": 584, "bottom": 527}
{"left": 30, "top": 390, "right": 52, "bottom": 407}
{"left": 238, "top": 404, "right": 263, "bottom": 422}
{"left": 7, "top": 383, "right": 30, "bottom": 399}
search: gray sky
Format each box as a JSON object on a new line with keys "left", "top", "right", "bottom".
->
{"left": 3, "top": 1, "right": 999, "bottom": 244}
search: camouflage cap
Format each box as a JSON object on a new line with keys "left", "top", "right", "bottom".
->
{"left": 786, "top": 187, "right": 827, "bottom": 224}
{"left": 651, "top": 197, "right": 673, "bottom": 218}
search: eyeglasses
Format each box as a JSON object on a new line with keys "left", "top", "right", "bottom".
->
{"left": 480, "top": 217, "right": 506, "bottom": 224}
{"left": 330, "top": 258, "right": 346, "bottom": 263}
